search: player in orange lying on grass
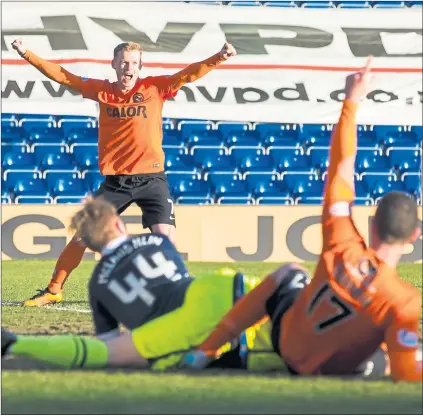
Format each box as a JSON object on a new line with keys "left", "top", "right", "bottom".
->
{"left": 10, "top": 38, "right": 236, "bottom": 307}
{"left": 182, "top": 58, "right": 422, "bottom": 382}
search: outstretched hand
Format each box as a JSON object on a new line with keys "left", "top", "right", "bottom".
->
{"left": 345, "top": 56, "right": 374, "bottom": 103}
{"left": 220, "top": 42, "right": 237, "bottom": 60}
{"left": 11, "top": 39, "right": 27, "bottom": 56}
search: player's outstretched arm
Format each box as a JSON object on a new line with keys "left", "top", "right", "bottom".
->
{"left": 324, "top": 57, "right": 374, "bottom": 207}
{"left": 11, "top": 39, "right": 94, "bottom": 95}
{"left": 166, "top": 42, "right": 236, "bottom": 92}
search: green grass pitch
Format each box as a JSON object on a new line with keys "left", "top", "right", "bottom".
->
{"left": 2, "top": 260, "right": 422, "bottom": 414}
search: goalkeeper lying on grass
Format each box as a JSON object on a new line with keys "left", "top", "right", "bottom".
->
{"left": 2, "top": 197, "right": 292, "bottom": 372}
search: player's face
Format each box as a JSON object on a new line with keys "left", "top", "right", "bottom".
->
{"left": 112, "top": 49, "right": 142, "bottom": 90}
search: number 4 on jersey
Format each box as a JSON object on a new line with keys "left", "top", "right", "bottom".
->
{"left": 108, "top": 252, "right": 178, "bottom": 305}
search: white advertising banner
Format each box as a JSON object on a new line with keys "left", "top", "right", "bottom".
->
{"left": 1, "top": 2, "right": 422, "bottom": 124}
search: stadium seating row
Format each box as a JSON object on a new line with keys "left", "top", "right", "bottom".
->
{"left": 1, "top": 114, "right": 421, "bottom": 206}
{"left": 1, "top": 169, "right": 420, "bottom": 205}
{"left": 2, "top": 146, "right": 421, "bottom": 177}
{"left": 2, "top": 117, "right": 421, "bottom": 151}
{"left": 190, "top": 1, "right": 422, "bottom": 8}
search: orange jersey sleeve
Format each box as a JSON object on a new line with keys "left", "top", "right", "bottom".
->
{"left": 153, "top": 52, "right": 226, "bottom": 100}
{"left": 22, "top": 50, "right": 104, "bottom": 101}
{"left": 385, "top": 296, "right": 422, "bottom": 382}
{"left": 321, "top": 99, "right": 364, "bottom": 251}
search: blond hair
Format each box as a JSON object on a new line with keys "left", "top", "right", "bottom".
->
{"left": 70, "top": 197, "right": 119, "bottom": 253}
{"left": 113, "top": 42, "right": 143, "bottom": 60}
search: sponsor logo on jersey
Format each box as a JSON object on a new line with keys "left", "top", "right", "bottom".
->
{"left": 133, "top": 93, "right": 144, "bottom": 103}
{"left": 106, "top": 105, "right": 147, "bottom": 119}
{"left": 397, "top": 329, "right": 419, "bottom": 348}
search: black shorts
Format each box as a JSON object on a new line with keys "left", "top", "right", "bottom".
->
{"left": 265, "top": 268, "right": 310, "bottom": 374}
{"left": 94, "top": 172, "right": 175, "bottom": 229}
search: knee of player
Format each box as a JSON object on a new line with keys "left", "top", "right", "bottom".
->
{"left": 269, "top": 263, "right": 311, "bottom": 289}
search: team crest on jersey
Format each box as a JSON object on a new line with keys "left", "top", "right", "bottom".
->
{"left": 397, "top": 330, "right": 419, "bottom": 348}
{"left": 133, "top": 93, "right": 144, "bottom": 103}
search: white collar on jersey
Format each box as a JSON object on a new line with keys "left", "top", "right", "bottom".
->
{"left": 101, "top": 235, "right": 129, "bottom": 256}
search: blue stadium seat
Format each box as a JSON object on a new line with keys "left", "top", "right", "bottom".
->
{"left": 302, "top": 1, "right": 336, "bottom": 7}
{"left": 178, "top": 120, "right": 214, "bottom": 141}
{"left": 82, "top": 170, "right": 103, "bottom": 193}
{"left": 263, "top": 1, "right": 298, "bottom": 7}
{"left": 7, "top": 174, "right": 51, "bottom": 203}
{"left": 376, "top": 126, "right": 421, "bottom": 148}
{"left": 268, "top": 147, "right": 310, "bottom": 173}
{"left": 1, "top": 114, "right": 18, "bottom": 124}
{"left": 402, "top": 172, "right": 421, "bottom": 197}
{"left": 355, "top": 148, "right": 386, "bottom": 173}
{"left": 230, "top": 148, "right": 266, "bottom": 165}
{"left": 2, "top": 152, "right": 37, "bottom": 170}
{"left": 20, "top": 117, "right": 56, "bottom": 132}
{"left": 192, "top": 148, "right": 236, "bottom": 172}
{"left": 373, "top": 1, "right": 406, "bottom": 7}
{"left": 387, "top": 148, "right": 421, "bottom": 173}
{"left": 281, "top": 172, "right": 321, "bottom": 199}
{"left": 1, "top": 190, "right": 12, "bottom": 204}
{"left": 357, "top": 126, "right": 379, "bottom": 147}
{"left": 173, "top": 179, "right": 212, "bottom": 204}
{"left": 1, "top": 126, "right": 26, "bottom": 144}
{"left": 239, "top": 155, "right": 276, "bottom": 174}
{"left": 163, "top": 131, "right": 185, "bottom": 150}
{"left": 52, "top": 178, "right": 87, "bottom": 203}
{"left": 245, "top": 173, "right": 280, "bottom": 195}
{"left": 216, "top": 122, "right": 251, "bottom": 140}
{"left": 44, "top": 171, "right": 82, "bottom": 192}
{"left": 26, "top": 127, "right": 65, "bottom": 146}
{"left": 33, "top": 145, "right": 69, "bottom": 166}
{"left": 262, "top": 131, "right": 299, "bottom": 148}
{"left": 164, "top": 150, "right": 196, "bottom": 173}
{"left": 39, "top": 152, "right": 77, "bottom": 171}
{"left": 71, "top": 144, "right": 99, "bottom": 171}
{"left": 57, "top": 118, "right": 96, "bottom": 138}
{"left": 166, "top": 172, "right": 202, "bottom": 190}
{"left": 228, "top": 1, "right": 262, "bottom": 6}
{"left": 301, "top": 125, "right": 333, "bottom": 147}
{"left": 409, "top": 1, "right": 423, "bottom": 7}
{"left": 66, "top": 127, "right": 98, "bottom": 144}
{"left": 255, "top": 195, "right": 294, "bottom": 205}
{"left": 3, "top": 171, "right": 42, "bottom": 189}
{"left": 361, "top": 172, "right": 400, "bottom": 195}
{"left": 254, "top": 123, "right": 299, "bottom": 146}
{"left": 226, "top": 131, "right": 261, "bottom": 149}
{"left": 308, "top": 147, "right": 330, "bottom": 171}
{"left": 337, "top": 1, "right": 371, "bottom": 8}
{"left": 205, "top": 172, "right": 244, "bottom": 195}
{"left": 162, "top": 119, "right": 175, "bottom": 131}
{"left": 187, "top": 131, "right": 225, "bottom": 148}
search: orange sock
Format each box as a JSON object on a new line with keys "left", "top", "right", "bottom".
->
{"left": 47, "top": 238, "right": 87, "bottom": 294}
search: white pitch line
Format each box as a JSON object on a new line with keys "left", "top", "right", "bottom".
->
{"left": 1, "top": 301, "right": 91, "bottom": 314}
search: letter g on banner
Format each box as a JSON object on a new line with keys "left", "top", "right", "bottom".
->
{"left": 1, "top": 214, "right": 67, "bottom": 259}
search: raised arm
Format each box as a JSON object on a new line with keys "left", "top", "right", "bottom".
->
{"left": 11, "top": 39, "right": 103, "bottom": 99}
{"left": 321, "top": 57, "right": 374, "bottom": 249}
{"left": 154, "top": 43, "right": 236, "bottom": 99}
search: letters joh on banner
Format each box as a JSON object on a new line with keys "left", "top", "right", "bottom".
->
{"left": 2, "top": 2, "right": 422, "bottom": 125}
{"left": 1, "top": 205, "right": 422, "bottom": 263}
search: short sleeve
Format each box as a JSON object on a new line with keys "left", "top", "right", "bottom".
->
{"left": 79, "top": 78, "right": 106, "bottom": 102}
{"left": 145, "top": 76, "right": 178, "bottom": 101}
